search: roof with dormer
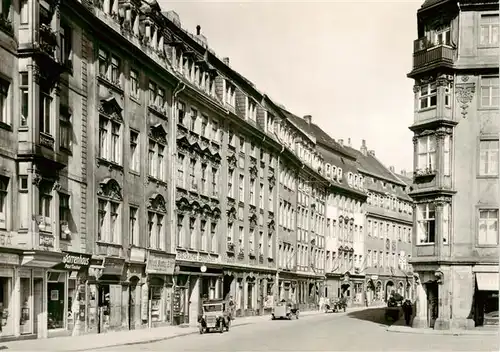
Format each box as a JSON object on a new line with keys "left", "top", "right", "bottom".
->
{"left": 343, "top": 146, "right": 412, "bottom": 201}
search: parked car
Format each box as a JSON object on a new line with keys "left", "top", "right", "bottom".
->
{"left": 272, "top": 300, "right": 299, "bottom": 320}
{"left": 198, "top": 299, "right": 231, "bottom": 334}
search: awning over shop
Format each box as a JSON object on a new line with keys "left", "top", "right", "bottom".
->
{"left": 476, "top": 273, "right": 499, "bottom": 291}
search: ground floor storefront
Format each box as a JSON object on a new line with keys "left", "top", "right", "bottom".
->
{"left": 325, "top": 271, "right": 365, "bottom": 306}
{"left": 0, "top": 249, "right": 92, "bottom": 342}
{"left": 280, "top": 272, "right": 324, "bottom": 311}
{"left": 412, "top": 263, "right": 498, "bottom": 330}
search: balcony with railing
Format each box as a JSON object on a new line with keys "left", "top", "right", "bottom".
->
{"left": 410, "top": 37, "right": 456, "bottom": 74}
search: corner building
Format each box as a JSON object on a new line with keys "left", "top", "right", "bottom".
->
{"left": 408, "top": 0, "right": 499, "bottom": 329}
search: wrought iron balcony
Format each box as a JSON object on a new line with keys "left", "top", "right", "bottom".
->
{"left": 39, "top": 24, "right": 58, "bottom": 59}
{"left": 411, "top": 37, "right": 455, "bottom": 73}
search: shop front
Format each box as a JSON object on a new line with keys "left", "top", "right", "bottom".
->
{"left": 87, "top": 257, "right": 125, "bottom": 334}
{"left": 47, "top": 251, "right": 91, "bottom": 337}
{"left": 126, "top": 247, "right": 146, "bottom": 331}
{"left": 173, "top": 264, "right": 223, "bottom": 326}
{"left": 223, "top": 269, "right": 275, "bottom": 317}
{"left": 19, "top": 250, "right": 66, "bottom": 339}
{"left": 473, "top": 267, "right": 499, "bottom": 326}
{"left": 0, "top": 252, "right": 19, "bottom": 341}
{"left": 143, "top": 250, "right": 176, "bottom": 327}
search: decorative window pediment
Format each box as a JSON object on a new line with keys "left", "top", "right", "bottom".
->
{"left": 97, "top": 178, "right": 122, "bottom": 201}
{"left": 150, "top": 123, "right": 167, "bottom": 144}
{"left": 147, "top": 193, "right": 166, "bottom": 213}
{"left": 99, "top": 96, "right": 123, "bottom": 121}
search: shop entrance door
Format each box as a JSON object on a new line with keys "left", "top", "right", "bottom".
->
{"left": 128, "top": 284, "right": 137, "bottom": 330}
{"left": 426, "top": 282, "right": 439, "bottom": 328}
{"left": 47, "top": 282, "right": 65, "bottom": 330}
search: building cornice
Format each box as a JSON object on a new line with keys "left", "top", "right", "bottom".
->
{"left": 366, "top": 211, "right": 413, "bottom": 226}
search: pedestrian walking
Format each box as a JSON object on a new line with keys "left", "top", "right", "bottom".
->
{"left": 402, "top": 299, "right": 413, "bottom": 326}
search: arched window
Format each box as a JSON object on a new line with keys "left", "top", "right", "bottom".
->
{"left": 97, "top": 178, "right": 122, "bottom": 244}
{"left": 147, "top": 193, "right": 167, "bottom": 250}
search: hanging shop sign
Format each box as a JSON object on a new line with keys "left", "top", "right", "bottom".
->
{"left": 52, "top": 251, "right": 92, "bottom": 271}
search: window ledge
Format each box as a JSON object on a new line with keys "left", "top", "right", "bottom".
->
{"left": 97, "top": 75, "right": 123, "bottom": 93}
{"left": 478, "top": 44, "right": 499, "bottom": 49}
{"left": 148, "top": 175, "right": 168, "bottom": 187}
{"left": 130, "top": 96, "right": 141, "bottom": 105}
{"left": 19, "top": 126, "right": 28, "bottom": 132}
{"left": 477, "top": 175, "right": 499, "bottom": 179}
{"left": 416, "top": 242, "right": 435, "bottom": 246}
{"left": 476, "top": 244, "right": 499, "bottom": 248}
{"left": 0, "top": 121, "right": 12, "bottom": 132}
{"left": 129, "top": 170, "right": 140, "bottom": 177}
{"left": 417, "top": 106, "right": 437, "bottom": 113}
{"left": 96, "top": 157, "right": 123, "bottom": 171}
{"left": 60, "top": 146, "right": 72, "bottom": 155}
{"left": 478, "top": 107, "right": 499, "bottom": 111}
{"left": 96, "top": 240, "right": 122, "bottom": 247}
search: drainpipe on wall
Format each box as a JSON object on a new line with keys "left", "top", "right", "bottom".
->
{"left": 169, "top": 81, "right": 185, "bottom": 325}
{"left": 273, "top": 129, "right": 286, "bottom": 303}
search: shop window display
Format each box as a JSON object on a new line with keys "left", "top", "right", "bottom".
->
{"left": 150, "top": 286, "right": 162, "bottom": 322}
{"left": 20, "top": 277, "right": 31, "bottom": 334}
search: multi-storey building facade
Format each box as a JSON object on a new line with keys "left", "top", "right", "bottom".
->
{"left": 309, "top": 125, "right": 367, "bottom": 305}
{"left": 344, "top": 140, "right": 414, "bottom": 304}
{"left": 408, "top": 0, "right": 499, "bottom": 329}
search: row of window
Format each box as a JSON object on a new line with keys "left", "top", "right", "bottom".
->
{"left": 296, "top": 245, "right": 325, "bottom": 271}
{"left": 418, "top": 76, "right": 499, "bottom": 112}
{"left": 177, "top": 102, "right": 223, "bottom": 143}
{"left": 325, "top": 251, "right": 362, "bottom": 273}
{"left": 325, "top": 219, "right": 364, "bottom": 244}
{"left": 175, "top": 214, "right": 218, "bottom": 252}
{"left": 176, "top": 155, "right": 218, "bottom": 196}
{"left": 367, "top": 250, "right": 410, "bottom": 271}
{"left": 416, "top": 134, "right": 498, "bottom": 177}
{"left": 367, "top": 219, "right": 412, "bottom": 244}
{"left": 367, "top": 192, "right": 413, "bottom": 215}
{"left": 416, "top": 203, "right": 498, "bottom": 246}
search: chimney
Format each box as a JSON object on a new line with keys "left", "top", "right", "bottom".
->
{"left": 368, "top": 150, "right": 375, "bottom": 157}
{"left": 196, "top": 25, "right": 201, "bottom": 35}
{"left": 303, "top": 115, "right": 312, "bottom": 125}
{"left": 338, "top": 139, "right": 344, "bottom": 147}
{"left": 360, "top": 139, "right": 367, "bottom": 156}
{"left": 389, "top": 166, "right": 395, "bottom": 173}
{"left": 401, "top": 169, "right": 406, "bottom": 177}
{"left": 347, "top": 138, "right": 351, "bottom": 147}
{"left": 223, "top": 57, "right": 230, "bottom": 66}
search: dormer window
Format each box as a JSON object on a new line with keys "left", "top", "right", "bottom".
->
{"left": 246, "top": 97, "right": 257, "bottom": 121}
{"left": 266, "top": 112, "right": 274, "bottom": 134}
{"left": 224, "top": 80, "right": 236, "bottom": 106}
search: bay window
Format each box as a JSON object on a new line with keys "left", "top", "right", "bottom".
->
{"left": 39, "top": 181, "right": 52, "bottom": 232}
{"left": 417, "top": 135, "right": 436, "bottom": 173}
{"left": 442, "top": 203, "right": 450, "bottom": 245}
{"left": 443, "top": 135, "right": 451, "bottom": 176}
{"left": 478, "top": 209, "right": 499, "bottom": 246}
{"left": 419, "top": 83, "right": 437, "bottom": 109}
{"left": 40, "top": 91, "right": 52, "bottom": 135}
{"left": 417, "top": 203, "right": 435, "bottom": 244}
{"left": 0, "top": 176, "right": 8, "bottom": 229}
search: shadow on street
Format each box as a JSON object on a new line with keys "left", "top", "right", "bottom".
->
{"left": 347, "top": 307, "right": 393, "bottom": 326}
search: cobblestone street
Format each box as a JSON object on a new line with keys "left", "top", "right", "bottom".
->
{"left": 98, "top": 308, "right": 498, "bottom": 352}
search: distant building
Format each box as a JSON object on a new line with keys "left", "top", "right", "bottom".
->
{"left": 408, "top": 0, "right": 499, "bottom": 329}
{"left": 343, "top": 141, "right": 414, "bottom": 304}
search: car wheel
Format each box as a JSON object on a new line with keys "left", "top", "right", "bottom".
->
{"left": 226, "top": 320, "right": 230, "bottom": 331}
{"left": 271, "top": 314, "right": 275, "bottom": 320}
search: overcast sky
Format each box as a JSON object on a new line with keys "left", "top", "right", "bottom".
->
{"left": 159, "top": 0, "right": 422, "bottom": 173}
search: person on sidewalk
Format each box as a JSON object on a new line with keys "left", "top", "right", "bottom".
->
{"left": 402, "top": 299, "right": 413, "bottom": 326}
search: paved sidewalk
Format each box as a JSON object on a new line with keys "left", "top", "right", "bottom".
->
{"left": 387, "top": 315, "right": 499, "bottom": 336}
{"left": 0, "top": 309, "right": 330, "bottom": 351}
